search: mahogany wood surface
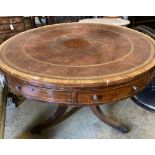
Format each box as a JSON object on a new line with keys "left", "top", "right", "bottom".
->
{"left": 0, "top": 23, "right": 155, "bottom": 105}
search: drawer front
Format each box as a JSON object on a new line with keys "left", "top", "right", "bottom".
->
{"left": 0, "top": 17, "right": 23, "bottom": 24}
{"left": 116, "top": 77, "right": 146, "bottom": 98}
{"left": 0, "top": 23, "right": 24, "bottom": 33}
{"left": 77, "top": 77, "right": 147, "bottom": 104}
{"left": 21, "top": 84, "right": 72, "bottom": 103}
{"left": 77, "top": 89, "right": 117, "bottom": 104}
{"left": 6, "top": 77, "right": 72, "bottom": 104}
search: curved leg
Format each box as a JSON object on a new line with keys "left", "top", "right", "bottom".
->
{"left": 31, "top": 105, "right": 68, "bottom": 134}
{"left": 90, "top": 105, "right": 129, "bottom": 133}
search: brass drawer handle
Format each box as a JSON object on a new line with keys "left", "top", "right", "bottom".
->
{"left": 132, "top": 86, "right": 138, "bottom": 91}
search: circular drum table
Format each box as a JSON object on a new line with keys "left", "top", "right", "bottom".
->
{"left": 0, "top": 23, "right": 155, "bottom": 134}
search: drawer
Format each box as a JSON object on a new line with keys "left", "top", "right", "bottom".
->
{"left": 21, "top": 84, "right": 72, "bottom": 103}
{"left": 0, "top": 16, "right": 23, "bottom": 24}
{"left": 77, "top": 89, "right": 117, "bottom": 104}
{"left": 116, "top": 77, "right": 146, "bottom": 98}
{"left": 0, "top": 23, "right": 25, "bottom": 33}
{"left": 6, "top": 78, "right": 72, "bottom": 104}
{"left": 77, "top": 77, "right": 147, "bottom": 104}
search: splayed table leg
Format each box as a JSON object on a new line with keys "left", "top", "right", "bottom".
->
{"left": 90, "top": 105, "right": 129, "bottom": 133}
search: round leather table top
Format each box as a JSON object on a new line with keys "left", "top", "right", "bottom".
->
{"left": 0, "top": 23, "right": 155, "bottom": 87}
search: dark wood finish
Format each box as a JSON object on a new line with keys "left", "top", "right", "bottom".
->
{"left": 31, "top": 105, "right": 68, "bottom": 133}
{"left": 0, "top": 16, "right": 24, "bottom": 24}
{"left": 0, "top": 23, "right": 155, "bottom": 133}
{"left": 0, "top": 16, "right": 25, "bottom": 44}
{"left": 90, "top": 105, "right": 129, "bottom": 133}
